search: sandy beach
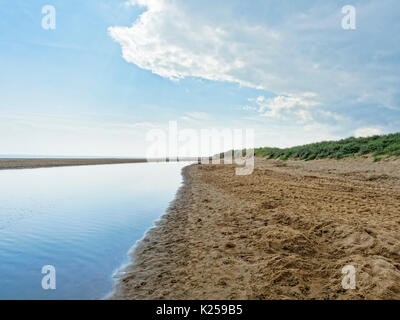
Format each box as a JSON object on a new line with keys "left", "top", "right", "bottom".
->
{"left": 0, "top": 158, "right": 150, "bottom": 170}
{"left": 111, "top": 156, "right": 400, "bottom": 300}
{"left": 0, "top": 158, "right": 201, "bottom": 170}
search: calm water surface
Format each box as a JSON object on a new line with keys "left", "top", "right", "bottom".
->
{"left": 0, "top": 162, "right": 189, "bottom": 299}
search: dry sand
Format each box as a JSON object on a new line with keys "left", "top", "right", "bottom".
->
{"left": 111, "top": 156, "right": 400, "bottom": 300}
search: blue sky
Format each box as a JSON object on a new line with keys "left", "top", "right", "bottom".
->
{"left": 1, "top": 0, "right": 399, "bottom": 156}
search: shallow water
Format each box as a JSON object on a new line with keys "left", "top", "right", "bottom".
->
{"left": 0, "top": 162, "right": 188, "bottom": 299}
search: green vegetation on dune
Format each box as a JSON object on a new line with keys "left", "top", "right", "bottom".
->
{"left": 254, "top": 133, "right": 400, "bottom": 160}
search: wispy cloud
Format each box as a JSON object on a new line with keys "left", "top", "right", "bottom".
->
{"left": 354, "top": 127, "right": 383, "bottom": 138}
{"left": 253, "top": 93, "right": 319, "bottom": 122}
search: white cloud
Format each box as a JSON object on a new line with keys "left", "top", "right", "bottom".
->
{"left": 109, "top": 0, "right": 278, "bottom": 88}
{"left": 354, "top": 127, "right": 382, "bottom": 138}
{"left": 109, "top": 0, "right": 400, "bottom": 114}
{"left": 241, "top": 105, "right": 257, "bottom": 111}
{"left": 179, "top": 111, "right": 211, "bottom": 122}
{"left": 253, "top": 92, "right": 319, "bottom": 122}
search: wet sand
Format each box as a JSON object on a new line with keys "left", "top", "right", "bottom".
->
{"left": 111, "top": 156, "right": 400, "bottom": 300}
{"left": 0, "top": 158, "right": 149, "bottom": 170}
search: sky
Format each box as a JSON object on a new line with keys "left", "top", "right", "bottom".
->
{"left": 0, "top": 0, "right": 399, "bottom": 157}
